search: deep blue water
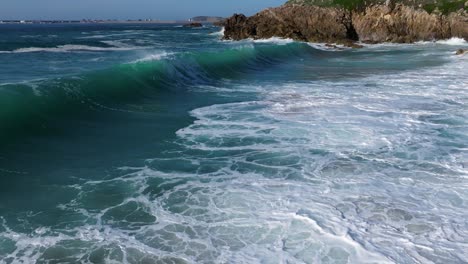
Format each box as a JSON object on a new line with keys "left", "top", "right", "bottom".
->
{"left": 0, "top": 23, "right": 467, "bottom": 263}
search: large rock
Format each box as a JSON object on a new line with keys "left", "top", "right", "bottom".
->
{"left": 448, "top": 10, "right": 468, "bottom": 39}
{"left": 184, "top": 22, "right": 203, "bottom": 28}
{"left": 222, "top": 4, "right": 468, "bottom": 44}
{"left": 223, "top": 6, "right": 358, "bottom": 44}
{"left": 352, "top": 4, "right": 457, "bottom": 43}
{"left": 456, "top": 48, "right": 467, "bottom": 55}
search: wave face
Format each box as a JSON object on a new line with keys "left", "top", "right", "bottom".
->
{"left": 0, "top": 42, "right": 315, "bottom": 140}
{"left": 1, "top": 23, "right": 468, "bottom": 263}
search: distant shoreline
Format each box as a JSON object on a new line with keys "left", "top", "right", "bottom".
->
{"left": 0, "top": 16, "right": 224, "bottom": 25}
{"left": 0, "top": 20, "right": 193, "bottom": 25}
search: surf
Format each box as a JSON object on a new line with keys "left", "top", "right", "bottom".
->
{"left": 0, "top": 42, "right": 319, "bottom": 142}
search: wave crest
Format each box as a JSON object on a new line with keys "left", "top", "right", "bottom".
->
{"left": 0, "top": 44, "right": 147, "bottom": 54}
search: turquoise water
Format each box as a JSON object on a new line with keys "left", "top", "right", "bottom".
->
{"left": 0, "top": 24, "right": 467, "bottom": 263}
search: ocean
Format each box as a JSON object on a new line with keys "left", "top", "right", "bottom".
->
{"left": 0, "top": 23, "right": 467, "bottom": 263}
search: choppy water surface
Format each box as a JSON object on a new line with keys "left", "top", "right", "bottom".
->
{"left": 0, "top": 23, "right": 467, "bottom": 263}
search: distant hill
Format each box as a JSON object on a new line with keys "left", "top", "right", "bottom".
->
{"left": 190, "top": 16, "right": 224, "bottom": 23}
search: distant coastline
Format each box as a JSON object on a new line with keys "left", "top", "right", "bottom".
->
{"left": 0, "top": 19, "right": 190, "bottom": 25}
{"left": 0, "top": 16, "right": 224, "bottom": 25}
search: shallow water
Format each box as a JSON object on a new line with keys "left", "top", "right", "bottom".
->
{"left": 0, "top": 24, "right": 467, "bottom": 263}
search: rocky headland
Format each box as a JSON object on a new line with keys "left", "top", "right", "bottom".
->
{"left": 221, "top": 0, "right": 468, "bottom": 45}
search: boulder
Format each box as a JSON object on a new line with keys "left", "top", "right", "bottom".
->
{"left": 455, "top": 48, "right": 467, "bottom": 55}
{"left": 223, "top": 6, "right": 357, "bottom": 43}
{"left": 184, "top": 22, "right": 203, "bottom": 28}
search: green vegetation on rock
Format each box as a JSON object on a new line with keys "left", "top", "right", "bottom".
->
{"left": 286, "top": 0, "right": 468, "bottom": 13}
{"left": 332, "top": 0, "right": 366, "bottom": 10}
{"left": 423, "top": 0, "right": 467, "bottom": 14}
{"left": 286, "top": 0, "right": 380, "bottom": 8}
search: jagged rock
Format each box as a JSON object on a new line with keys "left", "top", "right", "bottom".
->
{"left": 223, "top": 14, "right": 256, "bottom": 40}
{"left": 352, "top": 4, "right": 453, "bottom": 43}
{"left": 223, "top": 6, "right": 357, "bottom": 43}
{"left": 222, "top": 4, "right": 468, "bottom": 44}
{"left": 456, "top": 48, "right": 467, "bottom": 54}
{"left": 385, "top": 0, "right": 396, "bottom": 11}
{"left": 183, "top": 22, "right": 203, "bottom": 28}
{"left": 448, "top": 10, "right": 468, "bottom": 39}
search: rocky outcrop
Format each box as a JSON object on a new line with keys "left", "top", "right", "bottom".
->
{"left": 456, "top": 48, "right": 467, "bottom": 54}
{"left": 352, "top": 4, "right": 466, "bottom": 42}
{"left": 184, "top": 22, "right": 203, "bottom": 28}
{"left": 448, "top": 10, "right": 468, "bottom": 39}
{"left": 223, "top": 6, "right": 358, "bottom": 45}
{"left": 222, "top": 4, "right": 468, "bottom": 44}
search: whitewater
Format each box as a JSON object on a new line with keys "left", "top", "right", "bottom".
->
{"left": 0, "top": 23, "right": 467, "bottom": 264}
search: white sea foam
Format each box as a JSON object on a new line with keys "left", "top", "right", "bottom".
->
{"left": 131, "top": 51, "right": 175, "bottom": 63}
{"left": 0, "top": 44, "right": 146, "bottom": 54}
{"left": 78, "top": 34, "right": 112, "bottom": 39}
{"left": 20, "top": 35, "right": 42, "bottom": 38}
{"left": 220, "top": 37, "right": 294, "bottom": 45}
{"left": 362, "top": 37, "right": 468, "bottom": 49}
{"left": 165, "top": 55, "right": 467, "bottom": 263}
{"left": 100, "top": 40, "right": 133, "bottom": 47}
{"left": 307, "top": 42, "right": 350, "bottom": 51}
{"left": 210, "top": 27, "right": 225, "bottom": 36}
{"left": 2, "top": 37, "right": 468, "bottom": 264}
{"left": 435, "top": 37, "right": 468, "bottom": 46}
{"left": 252, "top": 37, "right": 295, "bottom": 45}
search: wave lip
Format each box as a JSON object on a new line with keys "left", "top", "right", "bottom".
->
{"left": 413, "top": 37, "right": 468, "bottom": 46}
{"left": 0, "top": 42, "right": 312, "bottom": 139}
{"left": 252, "top": 37, "right": 295, "bottom": 45}
{"left": 0, "top": 44, "right": 147, "bottom": 54}
{"left": 435, "top": 37, "right": 468, "bottom": 46}
{"left": 307, "top": 42, "right": 350, "bottom": 51}
{"left": 131, "top": 51, "right": 176, "bottom": 63}
{"left": 210, "top": 27, "right": 225, "bottom": 36}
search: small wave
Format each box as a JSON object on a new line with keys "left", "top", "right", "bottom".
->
{"left": 253, "top": 37, "right": 294, "bottom": 45}
{"left": 100, "top": 40, "right": 134, "bottom": 48}
{"left": 413, "top": 37, "right": 468, "bottom": 46}
{"left": 362, "top": 37, "right": 468, "bottom": 48}
{"left": 131, "top": 51, "right": 175, "bottom": 63}
{"left": 210, "top": 27, "right": 225, "bottom": 36}
{"left": 21, "top": 35, "right": 42, "bottom": 38}
{"left": 435, "top": 37, "right": 468, "bottom": 46}
{"left": 359, "top": 42, "right": 413, "bottom": 49}
{"left": 0, "top": 44, "right": 146, "bottom": 54}
{"left": 78, "top": 34, "right": 111, "bottom": 39}
{"left": 307, "top": 43, "right": 349, "bottom": 51}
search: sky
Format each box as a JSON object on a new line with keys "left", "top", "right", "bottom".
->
{"left": 0, "top": 0, "right": 285, "bottom": 20}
